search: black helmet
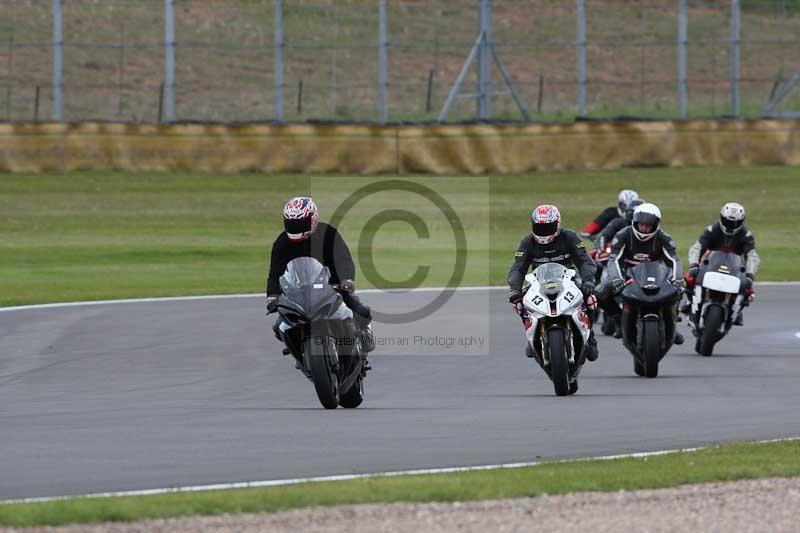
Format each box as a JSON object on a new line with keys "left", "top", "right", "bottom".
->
{"left": 625, "top": 199, "right": 645, "bottom": 224}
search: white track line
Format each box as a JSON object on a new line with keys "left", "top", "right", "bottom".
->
{"left": 0, "top": 282, "right": 797, "bottom": 314}
{"left": 3, "top": 436, "right": 797, "bottom": 505}
{"left": 0, "top": 286, "right": 504, "bottom": 313}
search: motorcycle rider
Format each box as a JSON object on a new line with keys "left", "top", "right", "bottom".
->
{"left": 596, "top": 198, "right": 645, "bottom": 254}
{"left": 266, "top": 196, "right": 375, "bottom": 354}
{"left": 591, "top": 198, "right": 644, "bottom": 336}
{"left": 581, "top": 189, "right": 640, "bottom": 240}
{"left": 508, "top": 204, "right": 599, "bottom": 361}
{"left": 597, "top": 202, "right": 685, "bottom": 345}
{"left": 682, "top": 202, "right": 759, "bottom": 326}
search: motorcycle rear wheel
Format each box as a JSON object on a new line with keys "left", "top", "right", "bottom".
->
{"left": 305, "top": 337, "right": 340, "bottom": 409}
{"left": 339, "top": 376, "right": 364, "bottom": 408}
{"left": 547, "top": 329, "right": 572, "bottom": 396}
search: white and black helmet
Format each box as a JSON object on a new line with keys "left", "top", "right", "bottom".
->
{"left": 719, "top": 202, "right": 745, "bottom": 235}
{"left": 632, "top": 202, "right": 661, "bottom": 242}
{"left": 617, "top": 189, "right": 640, "bottom": 216}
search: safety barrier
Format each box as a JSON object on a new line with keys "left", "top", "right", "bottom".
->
{"left": 1, "top": 120, "right": 798, "bottom": 174}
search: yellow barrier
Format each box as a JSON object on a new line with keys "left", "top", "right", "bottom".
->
{"left": 1, "top": 120, "right": 798, "bottom": 174}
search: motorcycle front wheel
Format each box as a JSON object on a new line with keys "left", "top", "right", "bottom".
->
{"left": 547, "top": 329, "right": 572, "bottom": 396}
{"left": 305, "top": 336, "right": 340, "bottom": 409}
{"left": 698, "top": 305, "right": 723, "bottom": 357}
{"left": 642, "top": 320, "right": 661, "bottom": 378}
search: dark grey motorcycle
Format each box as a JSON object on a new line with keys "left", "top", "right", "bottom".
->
{"left": 619, "top": 261, "right": 681, "bottom": 378}
{"left": 275, "top": 257, "right": 368, "bottom": 409}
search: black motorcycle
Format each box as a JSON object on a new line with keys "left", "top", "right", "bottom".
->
{"left": 274, "top": 257, "right": 368, "bottom": 409}
{"left": 688, "top": 251, "right": 748, "bottom": 357}
{"left": 618, "top": 261, "right": 681, "bottom": 378}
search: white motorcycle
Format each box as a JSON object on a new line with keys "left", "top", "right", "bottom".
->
{"left": 522, "top": 263, "right": 593, "bottom": 396}
{"left": 689, "top": 251, "right": 749, "bottom": 357}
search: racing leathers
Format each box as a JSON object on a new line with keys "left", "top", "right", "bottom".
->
{"left": 687, "top": 222, "right": 760, "bottom": 279}
{"left": 507, "top": 229, "right": 599, "bottom": 361}
{"left": 684, "top": 222, "right": 759, "bottom": 323}
{"left": 581, "top": 206, "right": 622, "bottom": 239}
{"left": 508, "top": 229, "right": 597, "bottom": 295}
{"left": 597, "top": 217, "right": 629, "bottom": 251}
{"left": 598, "top": 226, "right": 683, "bottom": 318}
{"left": 266, "top": 222, "right": 372, "bottom": 346}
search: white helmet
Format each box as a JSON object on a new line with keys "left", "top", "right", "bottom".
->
{"left": 719, "top": 202, "right": 746, "bottom": 235}
{"left": 618, "top": 189, "right": 640, "bottom": 216}
{"left": 632, "top": 202, "right": 661, "bottom": 242}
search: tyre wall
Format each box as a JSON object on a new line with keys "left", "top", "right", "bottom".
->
{"left": 1, "top": 120, "right": 798, "bottom": 174}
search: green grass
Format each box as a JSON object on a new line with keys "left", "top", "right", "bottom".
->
{"left": 0, "top": 167, "right": 797, "bottom": 306}
{"left": 1, "top": 439, "right": 798, "bottom": 527}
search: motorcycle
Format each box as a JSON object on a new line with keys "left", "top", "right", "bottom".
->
{"left": 618, "top": 261, "right": 681, "bottom": 378}
{"left": 688, "top": 251, "right": 748, "bottom": 357}
{"left": 274, "top": 257, "right": 368, "bottom": 409}
{"left": 522, "top": 263, "right": 593, "bottom": 396}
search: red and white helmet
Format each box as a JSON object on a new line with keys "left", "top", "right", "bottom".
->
{"left": 618, "top": 189, "right": 640, "bottom": 216}
{"left": 719, "top": 202, "right": 745, "bottom": 235}
{"left": 632, "top": 202, "right": 661, "bottom": 242}
{"left": 283, "top": 196, "right": 319, "bottom": 242}
{"left": 531, "top": 204, "right": 561, "bottom": 244}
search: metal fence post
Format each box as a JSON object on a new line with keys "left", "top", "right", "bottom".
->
{"left": 274, "top": 0, "right": 284, "bottom": 122}
{"left": 378, "top": 0, "right": 388, "bottom": 123}
{"left": 164, "top": 0, "right": 175, "bottom": 122}
{"left": 730, "top": 0, "right": 740, "bottom": 117}
{"left": 678, "top": 0, "right": 687, "bottom": 119}
{"left": 477, "top": 0, "right": 492, "bottom": 120}
{"left": 576, "top": 0, "right": 586, "bottom": 116}
{"left": 52, "top": 0, "right": 62, "bottom": 121}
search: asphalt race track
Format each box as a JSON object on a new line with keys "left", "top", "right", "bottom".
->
{"left": 1, "top": 287, "right": 798, "bottom": 500}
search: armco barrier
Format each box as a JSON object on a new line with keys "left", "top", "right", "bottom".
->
{"left": 1, "top": 121, "right": 798, "bottom": 174}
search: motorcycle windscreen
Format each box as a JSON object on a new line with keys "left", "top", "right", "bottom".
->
{"left": 702, "top": 251, "right": 745, "bottom": 277}
{"left": 279, "top": 257, "right": 331, "bottom": 292}
{"left": 629, "top": 261, "right": 671, "bottom": 288}
{"left": 533, "top": 263, "right": 567, "bottom": 297}
{"left": 279, "top": 257, "right": 342, "bottom": 321}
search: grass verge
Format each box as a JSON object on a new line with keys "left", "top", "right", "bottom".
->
{"left": 0, "top": 167, "right": 797, "bottom": 306}
{"left": 1, "top": 439, "right": 798, "bottom": 527}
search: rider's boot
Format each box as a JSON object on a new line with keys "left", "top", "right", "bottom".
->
{"left": 733, "top": 312, "right": 744, "bottom": 326}
{"left": 355, "top": 315, "right": 375, "bottom": 353}
{"left": 585, "top": 332, "right": 599, "bottom": 361}
{"left": 613, "top": 316, "right": 623, "bottom": 339}
{"left": 674, "top": 331, "right": 685, "bottom": 345}
{"left": 525, "top": 344, "right": 535, "bottom": 358}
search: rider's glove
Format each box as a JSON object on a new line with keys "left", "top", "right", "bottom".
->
{"left": 611, "top": 277, "right": 626, "bottom": 295}
{"left": 688, "top": 263, "right": 700, "bottom": 278}
{"left": 266, "top": 295, "right": 279, "bottom": 314}
{"left": 339, "top": 279, "right": 355, "bottom": 293}
{"left": 581, "top": 281, "right": 596, "bottom": 300}
{"left": 671, "top": 278, "right": 687, "bottom": 291}
{"left": 509, "top": 290, "right": 524, "bottom": 313}
{"left": 744, "top": 273, "right": 755, "bottom": 301}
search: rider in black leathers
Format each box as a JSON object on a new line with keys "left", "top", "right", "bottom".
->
{"left": 597, "top": 202, "right": 685, "bottom": 345}
{"left": 266, "top": 197, "right": 374, "bottom": 353}
{"left": 508, "top": 204, "right": 599, "bottom": 361}
{"left": 681, "top": 202, "right": 759, "bottom": 326}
